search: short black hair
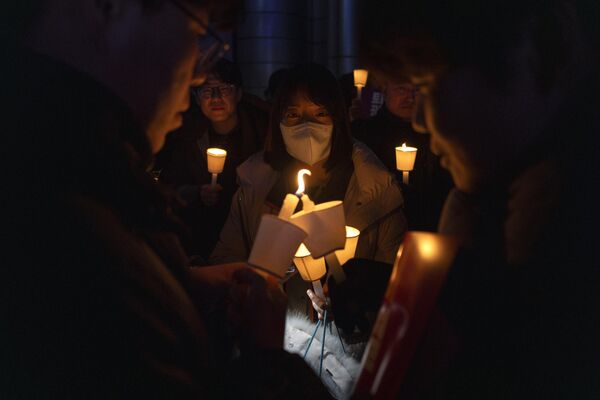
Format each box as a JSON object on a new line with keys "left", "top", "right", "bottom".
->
{"left": 264, "top": 68, "right": 289, "bottom": 101}
{"left": 206, "top": 58, "right": 243, "bottom": 88}
{"left": 264, "top": 63, "right": 353, "bottom": 172}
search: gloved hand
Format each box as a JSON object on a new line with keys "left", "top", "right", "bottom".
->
{"left": 328, "top": 258, "right": 393, "bottom": 336}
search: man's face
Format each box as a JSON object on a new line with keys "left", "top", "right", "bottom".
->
{"left": 411, "top": 39, "right": 549, "bottom": 193}
{"left": 105, "top": 1, "right": 210, "bottom": 153}
{"left": 196, "top": 77, "right": 241, "bottom": 123}
{"left": 384, "top": 82, "right": 418, "bottom": 121}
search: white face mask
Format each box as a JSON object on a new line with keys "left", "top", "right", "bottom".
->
{"left": 279, "top": 122, "right": 333, "bottom": 166}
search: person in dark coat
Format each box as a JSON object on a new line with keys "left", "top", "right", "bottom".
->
{"left": 352, "top": 79, "right": 452, "bottom": 231}
{"left": 155, "top": 59, "right": 268, "bottom": 259}
{"left": 329, "top": 0, "right": 600, "bottom": 398}
{"left": 1, "top": 1, "right": 329, "bottom": 398}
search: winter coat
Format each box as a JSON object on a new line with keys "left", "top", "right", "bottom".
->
{"left": 210, "top": 141, "right": 407, "bottom": 265}
{"left": 2, "top": 48, "right": 329, "bottom": 399}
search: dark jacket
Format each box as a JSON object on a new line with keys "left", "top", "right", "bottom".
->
{"left": 1, "top": 49, "right": 328, "bottom": 399}
{"left": 400, "top": 76, "right": 600, "bottom": 399}
{"left": 155, "top": 97, "right": 268, "bottom": 259}
{"left": 352, "top": 106, "right": 452, "bottom": 231}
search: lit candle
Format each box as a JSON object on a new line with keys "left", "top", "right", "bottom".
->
{"left": 395, "top": 142, "right": 417, "bottom": 184}
{"left": 279, "top": 169, "right": 313, "bottom": 219}
{"left": 296, "top": 169, "right": 315, "bottom": 211}
{"left": 207, "top": 148, "right": 227, "bottom": 186}
{"left": 353, "top": 69, "right": 369, "bottom": 100}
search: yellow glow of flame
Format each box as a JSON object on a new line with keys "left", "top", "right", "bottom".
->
{"left": 397, "top": 142, "right": 417, "bottom": 152}
{"left": 296, "top": 169, "right": 311, "bottom": 195}
{"left": 207, "top": 148, "right": 227, "bottom": 157}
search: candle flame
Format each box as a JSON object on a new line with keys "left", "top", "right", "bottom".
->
{"left": 296, "top": 169, "right": 311, "bottom": 195}
{"left": 402, "top": 142, "right": 407, "bottom": 149}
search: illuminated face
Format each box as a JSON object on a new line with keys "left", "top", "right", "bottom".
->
{"left": 281, "top": 92, "right": 333, "bottom": 127}
{"left": 411, "top": 38, "right": 550, "bottom": 193}
{"left": 196, "top": 77, "right": 241, "bottom": 124}
{"left": 384, "top": 82, "right": 418, "bottom": 121}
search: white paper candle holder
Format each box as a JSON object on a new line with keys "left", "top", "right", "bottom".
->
{"left": 289, "top": 200, "right": 346, "bottom": 258}
{"left": 353, "top": 69, "right": 369, "bottom": 100}
{"left": 207, "top": 148, "right": 227, "bottom": 174}
{"left": 395, "top": 143, "right": 418, "bottom": 184}
{"left": 248, "top": 214, "right": 307, "bottom": 279}
{"left": 335, "top": 226, "right": 360, "bottom": 266}
{"left": 294, "top": 243, "right": 326, "bottom": 282}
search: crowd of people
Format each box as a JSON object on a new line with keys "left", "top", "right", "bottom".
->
{"left": 3, "top": 0, "right": 600, "bottom": 398}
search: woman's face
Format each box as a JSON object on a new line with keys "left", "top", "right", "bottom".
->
{"left": 279, "top": 91, "right": 335, "bottom": 166}
{"left": 281, "top": 92, "right": 333, "bottom": 127}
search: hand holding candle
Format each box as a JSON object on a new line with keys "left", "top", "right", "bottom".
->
{"left": 395, "top": 143, "right": 418, "bottom": 184}
{"left": 207, "top": 148, "right": 227, "bottom": 186}
{"left": 353, "top": 69, "right": 369, "bottom": 100}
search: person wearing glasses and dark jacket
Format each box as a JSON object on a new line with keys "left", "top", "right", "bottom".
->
{"left": 155, "top": 58, "right": 269, "bottom": 260}
{"left": 2, "top": 1, "right": 329, "bottom": 399}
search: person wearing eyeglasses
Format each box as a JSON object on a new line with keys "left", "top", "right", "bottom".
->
{"left": 352, "top": 79, "right": 453, "bottom": 232}
{"left": 2, "top": 0, "right": 329, "bottom": 398}
{"left": 155, "top": 58, "right": 268, "bottom": 260}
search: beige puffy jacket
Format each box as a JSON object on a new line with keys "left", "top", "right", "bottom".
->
{"left": 210, "top": 141, "right": 407, "bottom": 265}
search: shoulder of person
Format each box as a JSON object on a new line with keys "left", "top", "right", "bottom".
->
{"left": 351, "top": 141, "right": 394, "bottom": 184}
{"left": 236, "top": 151, "right": 276, "bottom": 188}
{"left": 350, "top": 140, "right": 402, "bottom": 202}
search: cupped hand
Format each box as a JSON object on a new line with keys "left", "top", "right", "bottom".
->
{"left": 200, "top": 183, "right": 222, "bottom": 206}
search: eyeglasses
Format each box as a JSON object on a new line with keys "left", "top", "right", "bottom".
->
{"left": 193, "top": 84, "right": 236, "bottom": 99}
{"left": 168, "top": 0, "right": 230, "bottom": 75}
{"left": 387, "top": 86, "right": 419, "bottom": 97}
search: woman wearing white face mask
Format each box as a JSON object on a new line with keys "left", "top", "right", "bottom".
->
{"left": 210, "top": 64, "right": 406, "bottom": 274}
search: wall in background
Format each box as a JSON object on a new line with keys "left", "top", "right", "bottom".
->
{"left": 230, "top": 0, "right": 360, "bottom": 99}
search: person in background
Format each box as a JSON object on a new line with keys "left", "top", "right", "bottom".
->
{"left": 155, "top": 58, "right": 268, "bottom": 260}
{"left": 211, "top": 63, "right": 407, "bottom": 313}
{"left": 352, "top": 79, "right": 452, "bottom": 231}
{"left": 264, "top": 67, "right": 289, "bottom": 103}
{"left": 330, "top": 0, "right": 600, "bottom": 397}
{"left": 1, "top": 0, "right": 329, "bottom": 398}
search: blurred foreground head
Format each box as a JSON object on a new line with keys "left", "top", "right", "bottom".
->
{"left": 359, "top": 0, "right": 599, "bottom": 192}
{"left": 13, "top": 0, "right": 239, "bottom": 154}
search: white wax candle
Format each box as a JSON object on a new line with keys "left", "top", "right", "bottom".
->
{"left": 300, "top": 194, "right": 315, "bottom": 211}
{"left": 402, "top": 171, "right": 409, "bottom": 185}
{"left": 279, "top": 193, "right": 299, "bottom": 219}
{"left": 211, "top": 173, "right": 218, "bottom": 186}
